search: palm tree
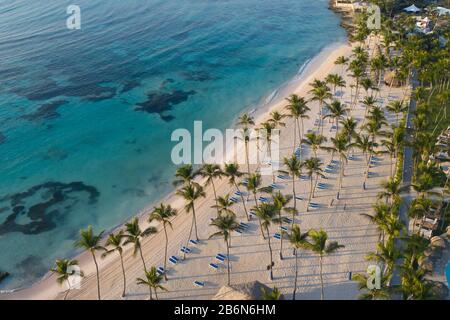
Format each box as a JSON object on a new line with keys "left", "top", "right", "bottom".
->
{"left": 304, "top": 229, "right": 344, "bottom": 300}
{"left": 288, "top": 225, "right": 310, "bottom": 300}
{"left": 74, "top": 226, "right": 105, "bottom": 300}
{"left": 309, "top": 85, "right": 332, "bottom": 135}
{"left": 301, "top": 132, "right": 327, "bottom": 158}
{"left": 361, "top": 78, "right": 377, "bottom": 98}
{"left": 258, "top": 121, "right": 277, "bottom": 182}
{"left": 361, "top": 202, "right": 391, "bottom": 244}
{"left": 323, "top": 100, "right": 348, "bottom": 138}
{"left": 237, "top": 113, "right": 255, "bottom": 175}
{"left": 173, "top": 164, "right": 198, "bottom": 187}
{"left": 209, "top": 214, "right": 239, "bottom": 285}
{"left": 352, "top": 272, "right": 391, "bottom": 300}
{"left": 101, "top": 231, "right": 127, "bottom": 297}
{"left": 326, "top": 133, "right": 353, "bottom": 199}
{"left": 334, "top": 56, "right": 349, "bottom": 76}
{"left": 285, "top": 94, "right": 310, "bottom": 152}
{"left": 303, "top": 157, "right": 324, "bottom": 209}
{"left": 361, "top": 95, "right": 378, "bottom": 120}
{"left": 378, "top": 178, "right": 408, "bottom": 205}
{"left": 269, "top": 111, "right": 286, "bottom": 128}
{"left": 254, "top": 203, "right": 279, "bottom": 281}
{"left": 223, "top": 163, "right": 249, "bottom": 220}
{"left": 246, "top": 172, "right": 265, "bottom": 238}
{"left": 366, "top": 239, "right": 400, "bottom": 283}
{"left": 340, "top": 117, "right": 358, "bottom": 142}
{"left": 325, "top": 73, "right": 346, "bottom": 97}
{"left": 261, "top": 286, "right": 282, "bottom": 300}
{"left": 176, "top": 184, "right": 206, "bottom": 258}
{"left": 136, "top": 267, "right": 167, "bottom": 300}
{"left": 408, "top": 195, "right": 432, "bottom": 233}
{"left": 272, "top": 191, "right": 292, "bottom": 260}
{"left": 50, "top": 259, "right": 82, "bottom": 300}
{"left": 212, "top": 194, "right": 236, "bottom": 217}
{"left": 123, "top": 218, "right": 157, "bottom": 272}
{"left": 386, "top": 100, "right": 406, "bottom": 124}
{"left": 348, "top": 64, "right": 365, "bottom": 108}
{"left": 279, "top": 155, "right": 302, "bottom": 225}
{"left": 198, "top": 163, "right": 223, "bottom": 214}
{"left": 149, "top": 204, "right": 177, "bottom": 280}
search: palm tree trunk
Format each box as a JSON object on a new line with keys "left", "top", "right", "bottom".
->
{"left": 266, "top": 226, "right": 274, "bottom": 281}
{"left": 363, "top": 152, "right": 372, "bottom": 189}
{"left": 234, "top": 182, "right": 249, "bottom": 221}
{"left": 337, "top": 155, "right": 343, "bottom": 199}
{"left": 293, "top": 118, "right": 297, "bottom": 153}
{"left": 245, "top": 142, "right": 251, "bottom": 176}
{"left": 139, "top": 246, "right": 147, "bottom": 272}
{"left": 226, "top": 239, "right": 231, "bottom": 285}
{"left": 279, "top": 210, "right": 283, "bottom": 260}
{"left": 307, "top": 177, "right": 313, "bottom": 212}
{"left": 163, "top": 225, "right": 169, "bottom": 281}
{"left": 300, "top": 118, "right": 304, "bottom": 147}
{"left": 319, "top": 254, "right": 324, "bottom": 300}
{"left": 149, "top": 286, "right": 153, "bottom": 300}
{"left": 211, "top": 180, "right": 219, "bottom": 216}
{"left": 192, "top": 205, "right": 199, "bottom": 240}
{"left": 184, "top": 217, "right": 195, "bottom": 260}
{"left": 119, "top": 252, "right": 126, "bottom": 297}
{"left": 292, "top": 178, "right": 296, "bottom": 229}
{"left": 293, "top": 248, "right": 298, "bottom": 300}
{"left": 91, "top": 251, "right": 101, "bottom": 300}
{"left": 64, "top": 280, "right": 71, "bottom": 300}
{"left": 154, "top": 288, "right": 159, "bottom": 300}
{"left": 253, "top": 193, "right": 266, "bottom": 239}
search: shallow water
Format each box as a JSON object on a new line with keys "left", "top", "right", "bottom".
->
{"left": 0, "top": 0, "right": 345, "bottom": 289}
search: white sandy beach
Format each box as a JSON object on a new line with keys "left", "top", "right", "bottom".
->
{"left": 1, "top": 40, "right": 408, "bottom": 300}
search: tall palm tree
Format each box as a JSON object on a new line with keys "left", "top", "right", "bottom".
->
{"left": 258, "top": 121, "right": 277, "bottom": 182}
{"left": 246, "top": 172, "right": 266, "bottom": 238}
{"left": 334, "top": 55, "right": 349, "bottom": 76}
{"left": 212, "top": 194, "right": 236, "bottom": 217}
{"left": 352, "top": 272, "right": 391, "bottom": 300}
{"left": 101, "top": 231, "right": 127, "bottom": 297}
{"left": 361, "top": 78, "right": 377, "bottom": 98}
{"left": 136, "top": 266, "right": 167, "bottom": 300}
{"left": 74, "top": 226, "right": 105, "bottom": 300}
{"left": 326, "top": 133, "right": 354, "bottom": 199}
{"left": 378, "top": 178, "right": 408, "bottom": 205}
{"left": 309, "top": 85, "right": 332, "bottom": 135}
{"left": 323, "top": 100, "right": 348, "bottom": 138}
{"left": 123, "top": 218, "right": 157, "bottom": 272}
{"left": 272, "top": 191, "right": 292, "bottom": 260}
{"left": 348, "top": 64, "right": 365, "bottom": 108}
{"left": 361, "top": 202, "right": 391, "bottom": 244}
{"left": 340, "top": 117, "right": 358, "bottom": 142}
{"left": 325, "top": 73, "right": 346, "bottom": 97}
{"left": 149, "top": 204, "right": 177, "bottom": 280}
{"left": 279, "top": 155, "right": 302, "bottom": 225}
{"left": 301, "top": 132, "right": 327, "bottom": 158}
{"left": 254, "top": 203, "right": 279, "bottom": 281}
{"left": 50, "top": 259, "right": 82, "bottom": 300}
{"left": 285, "top": 94, "right": 310, "bottom": 152}
{"left": 303, "top": 157, "right": 324, "bottom": 209}
{"left": 173, "top": 164, "right": 198, "bottom": 187}
{"left": 237, "top": 113, "right": 255, "bottom": 175}
{"left": 356, "top": 135, "right": 378, "bottom": 190}
{"left": 386, "top": 100, "right": 406, "bottom": 124}
{"left": 366, "top": 239, "right": 400, "bottom": 284}
{"left": 223, "top": 163, "right": 249, "bottom": 220}
{"left": 209, "top": 214, "right": 239, "bottom": 285}
{"left": 198, "top": 163, "right": 223, "bottom": 213}
{"left": 361, "top": 95, "right": 378, "bottom": 120}
{"left": 304, "top": 229, "right": 344, "bottom": 300}
{"left": 288, "top": 225, "right": 310, "bottom": 300}
{"left": 176, "top": 184, "right": 206, "bottom": 258}
{"left": 269, "top": 111, "right": 286, "bottom": 129}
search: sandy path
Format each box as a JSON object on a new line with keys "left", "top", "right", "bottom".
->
{"left": 2, "top": 40, "right": 407, "bottom": 300}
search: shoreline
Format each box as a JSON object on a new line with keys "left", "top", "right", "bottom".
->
{"left": 0, "top": 40, "right": 353, "bottom": 299}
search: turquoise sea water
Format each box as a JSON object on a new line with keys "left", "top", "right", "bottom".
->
{"left": 0, "top": 0, "right": 345, "bottom": 289}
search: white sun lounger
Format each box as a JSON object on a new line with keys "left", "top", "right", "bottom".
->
{"left": 274, "top": 233, "right": 281, "bottom": 240}
{"left": 209, "top": 263, "right": 219, "bottom": 270}
{"left": 194, "top": 281, "right": 205, "bottom": 287}
{"left": 189, "top": 239, "right": 199, "bottom": 245}
{"left": 169, "top": 256, "right": 178, "bottom": 265}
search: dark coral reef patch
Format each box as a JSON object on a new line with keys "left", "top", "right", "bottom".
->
{"left": 0, "top": 181, "right": 100, "bottom": 236}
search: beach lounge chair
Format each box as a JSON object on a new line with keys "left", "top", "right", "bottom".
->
{"left": 259, "top": 196, "right": 270, "bottom": 203}
{"left": 367, "top": 172, "right": 376, "bottom": 177}
{"left": 300, "top": 175, "right": 309, "bottom": 181}
{"left": 269, "top": 183, "right": 278, "bottom": 189}
{"left": 331, "top": 160, "right": 339, "bottom": 165}
{"left": 215, "top": 255, "right": 225, "bottom": 262}
{"left": 209, "top": 263, "right": 219, "bottom": 271}
{"left": 274, "top": 233, "right": 281, "bottom": 240}
{"left": 309, "top": 202, "right": 319, "bottom": 209}
{"left": 194, "top": 281, "right": 205, "bottom": 287}
{"left": 169, "top": 256, "right": 179, "bottom": 265}
{"left": 234, "top": 190, "right": 243, "bottom": 196}
{"left": 295, "top": 196, "right": 304, "bottom": 201}
{"left": 277, "top": 174, "right": 290, "bottom": 180}
{"left": 317, "top": 183, "right": 327, "bottom": 190}
{"left": 239, "top": 222, "right": 249, "bottom": 229}
{"left": 283, "top": 217, "right": 293, "bottom": 224}
{"left": 348, "top": 155, "right": 357, "bottom": 161}
{"left": 229, "top": 197, "right": 239, "bottom": 203}
{"left": 180, "top": 246, "right": 191, "bottom": 254}
{"left": 189, "top": 239, "right": 199, "bottom": 245}
{"left": 157, "top": 266, "right": 165, "bottom": 275}
{"left": 280, "top": 226, "right": 288, "bottom": 232}
{"left": 234, "top": 228, "right": 243, "bottom": 235}
{"left": 241, "top": 179, "right": 249, "bottom": 186}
